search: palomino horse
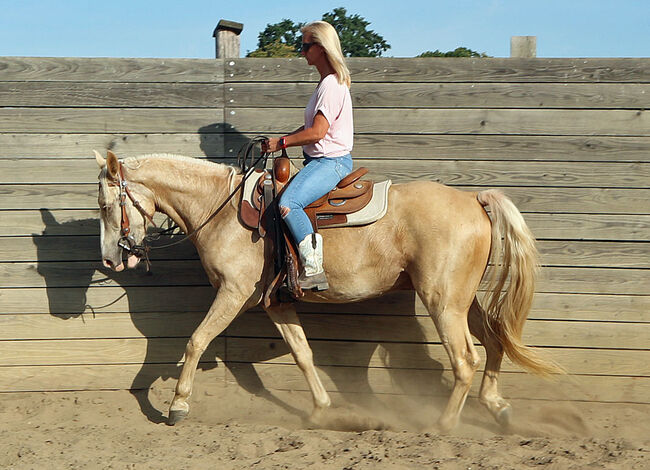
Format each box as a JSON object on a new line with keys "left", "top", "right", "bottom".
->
{"left": 95, "top": 150, "right": 561, "bottom": 432}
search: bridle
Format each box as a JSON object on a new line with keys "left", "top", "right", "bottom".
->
{"left": 102, "top": 137, "right": 271, "bottom": 270}
{"left": 105, "top": 163, "right": 157, "bottom": 262}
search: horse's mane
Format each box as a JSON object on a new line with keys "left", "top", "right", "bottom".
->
{"left": 117, "top": 153, "right": 241, "bottom": 197}
{"left": 122, "top": 153, "right": 242, "bottom": 175}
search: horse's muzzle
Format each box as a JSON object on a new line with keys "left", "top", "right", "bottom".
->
{"left": 103, "top": 257, "right": 125, "bottom": 272}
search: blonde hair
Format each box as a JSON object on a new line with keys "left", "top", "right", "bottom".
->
{"left": 302, "top": 21, "right": 351, "bottom": 88}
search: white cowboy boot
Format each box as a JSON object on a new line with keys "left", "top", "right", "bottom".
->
{"left": 297, "top": 233, "right": 329, "bottom": 291}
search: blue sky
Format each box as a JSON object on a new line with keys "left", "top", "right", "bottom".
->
{"left": 0, "top": 0, "right": 647, "bottom": 58}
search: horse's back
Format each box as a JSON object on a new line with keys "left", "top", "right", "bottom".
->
{"left": 387, "top": 180, "right": 490, "bottom": 233}
{"left": 303, "top": 180, "right": 491, "bottom": 303}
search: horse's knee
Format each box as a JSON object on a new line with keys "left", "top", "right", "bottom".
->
{"left": 185, "top": 336, "right": 207, "bottom": 358}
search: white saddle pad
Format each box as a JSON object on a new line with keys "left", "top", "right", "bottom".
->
{"left": 323, "top": 179, "right": 392, "bottom": 228}
{"left": 242, "top": 170, "right": 392, "bottom": 228}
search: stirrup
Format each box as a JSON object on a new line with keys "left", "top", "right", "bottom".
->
{"left": 298, "top": 271, "right": 329, "bottom": 291}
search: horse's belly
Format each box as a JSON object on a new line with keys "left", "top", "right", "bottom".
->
{"left": 301, "top": 267, "right": 411, "bottom": 303}
{"left": 306, "top": 209, "right": 411, "bottom": 302}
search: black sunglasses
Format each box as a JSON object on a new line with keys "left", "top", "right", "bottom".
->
{"left": 301, "top": 42, "right": 315, "bottom": 52}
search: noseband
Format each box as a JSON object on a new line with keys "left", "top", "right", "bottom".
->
{"left": 107, "top": 162, "right": 157, "bottom": 261}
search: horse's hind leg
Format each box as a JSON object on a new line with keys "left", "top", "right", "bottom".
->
{"left": 419, "top": 290, "right": 481, "bottom": 432}
{"left": 467, "top": 297, "right": 512, "bottom": 427}
{"left": 264, "top": 303, "right": 331, "bottom": 422}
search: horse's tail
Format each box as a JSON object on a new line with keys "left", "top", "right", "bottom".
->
{"left": 477, "top": 189, "right": 564, "bottom": 377}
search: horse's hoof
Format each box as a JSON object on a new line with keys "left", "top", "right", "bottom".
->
{"left": 496, "top": 404, "right": 512, "bottom": 428}
{"left": 167, "top": 409, "right": 188, "bottom": 426}
{"left": 437, "top": 417, "right": 457, "bottom": 434}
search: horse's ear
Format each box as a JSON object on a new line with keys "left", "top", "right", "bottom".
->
{"left": 106, "top": 150, "right": 120, "bottom": 180}
{"left": 93, "top": 150, "right": 106, "bottom": 168}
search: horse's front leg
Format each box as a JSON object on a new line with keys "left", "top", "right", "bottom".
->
{"left": 167, "top": 286, "right": 250, "bottom": 425}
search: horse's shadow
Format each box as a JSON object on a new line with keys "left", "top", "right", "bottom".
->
{"left": 34, "top": 209, "right": 224, "bottom": 422}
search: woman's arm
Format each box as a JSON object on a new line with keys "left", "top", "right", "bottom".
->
{"left": 263, "top": 112, "right": 329, "bottom": 153}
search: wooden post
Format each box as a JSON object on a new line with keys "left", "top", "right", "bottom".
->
{"left": 213, "top": 20, "right": 244, "bottom": 59}
{"left": 510, "top": 36, "right": 537, "bottom": 58}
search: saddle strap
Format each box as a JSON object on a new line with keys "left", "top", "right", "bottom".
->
{"left": 283, "top": 232, "right": 302, "bottom": 299}
{"left": 259, "top": 175, "right": 275, "bottom": 238}
{"left": 263, "top": 267, "right": 286, "bottom": 309}
{"left": 262, "top": 229, "right": 303, "bottom": 308}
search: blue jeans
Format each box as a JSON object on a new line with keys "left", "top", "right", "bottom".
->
{"left": 279, "top": 154, "right": 353, "bottom": 243}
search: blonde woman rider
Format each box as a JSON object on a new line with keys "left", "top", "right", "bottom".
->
{"left": 263, "top": 21, "right": 353, "bottom": 291}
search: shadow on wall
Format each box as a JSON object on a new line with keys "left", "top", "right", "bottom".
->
{"left": 199, "top": 122, "right": 252, "bottom": 164}
{"left": 32, "top": 123, "right": 449, "bottom": 427}
{"left": 33, "top": 209, "right": 219, "bottom": 423}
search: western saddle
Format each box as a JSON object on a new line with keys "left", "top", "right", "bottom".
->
{"left": 239, "top": 152, "right": 375, "bottom": 305}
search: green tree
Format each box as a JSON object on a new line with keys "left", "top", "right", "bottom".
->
{"left": 321, "top": 7, "right": 390, "bottom": 57}
{"left": 417, "top": 47, "right": 490, "bottom": 58}
{"left": 247, "top": 39, "right": 300, "bottom": 58}
{"left": 247, "top": 19, "right": 303, "bottom": 57}
{"left": 246, "top": 7, "right": 390, "bottom": 58}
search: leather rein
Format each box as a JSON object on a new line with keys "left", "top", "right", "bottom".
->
{"left": 105, "top": 137, "right": 270, "bottom": 270}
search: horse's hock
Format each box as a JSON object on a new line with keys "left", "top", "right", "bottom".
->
{"left": 0, "top": 56, "right": 648, "bottom": 407}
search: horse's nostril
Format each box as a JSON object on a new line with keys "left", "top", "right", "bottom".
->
{"left": 103, "top": 259, "right": 113, "bottom": 269}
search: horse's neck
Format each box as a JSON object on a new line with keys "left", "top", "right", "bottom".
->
{"left": 127, "top": 157, "right": 233, "bottom": 234}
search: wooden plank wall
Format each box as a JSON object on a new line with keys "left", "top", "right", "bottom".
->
{"left": 0, "top": 57, "right": 648, "bottom": 405}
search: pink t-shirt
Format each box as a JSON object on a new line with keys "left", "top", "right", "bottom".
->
{"left": 302, "top": 73, "right": 353, "bottom": 158}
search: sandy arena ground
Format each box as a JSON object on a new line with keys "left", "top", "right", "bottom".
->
{"left": 0, "top": 377, "right": 647, "bottom": 470}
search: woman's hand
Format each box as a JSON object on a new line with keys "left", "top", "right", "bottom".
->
{"left": 261, "top": 137, "right": 280, "bottom": 153}
{"left": 261, "top": 115, "right": 327, "bottom": 153}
